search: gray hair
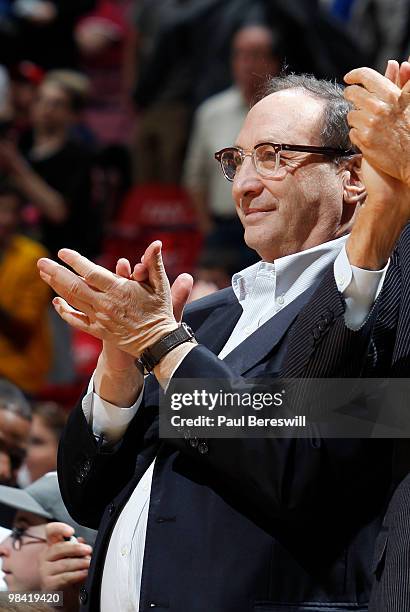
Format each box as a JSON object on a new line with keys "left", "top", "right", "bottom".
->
{"left": 256, "top": 73, "right": 357, "bottom": 160}
{"left": 0, "top": 379, "right": 32, "bottom": 421}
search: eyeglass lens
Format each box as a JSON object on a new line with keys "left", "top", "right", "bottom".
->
{"left": 220, "top": 145, "right": 280, "bottom": 181}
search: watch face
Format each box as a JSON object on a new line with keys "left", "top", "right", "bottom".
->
{"left": 181, "top": 322, "right": 194, "bottom": 338}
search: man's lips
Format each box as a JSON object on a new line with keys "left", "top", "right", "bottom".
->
{"left": 243, "top": 207, "right": 277, "bottom": 219}
{"left": 245, "top": 208, "right": 275, "bottom": 214}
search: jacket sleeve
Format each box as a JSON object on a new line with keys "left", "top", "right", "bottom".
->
{"left": 57, "top": 381, "right": 159, "bottom": 529}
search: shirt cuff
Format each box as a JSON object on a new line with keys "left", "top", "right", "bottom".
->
{"left": 333, "top": 245, "right": 389, "bottom": 331}
{"left": 82, "top": 372, "right": 144, "bottom": 443}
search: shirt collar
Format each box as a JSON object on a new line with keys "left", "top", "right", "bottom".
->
{"left": 232, "top": 235, "right": 348, "bottom": 303}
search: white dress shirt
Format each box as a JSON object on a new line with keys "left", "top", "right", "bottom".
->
{"left": 81, "top": 237, "right": 388, "bottom": 612}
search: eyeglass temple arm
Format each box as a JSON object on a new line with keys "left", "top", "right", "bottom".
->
{"left": 280, "top": 144, "right": 355, "bottom": 156}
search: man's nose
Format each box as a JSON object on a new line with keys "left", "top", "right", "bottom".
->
{"left": 232, "top": 157, "right": 264, "bottom": 202}
{"left": 0, "top": 537, "right": 12, "bottom": 557}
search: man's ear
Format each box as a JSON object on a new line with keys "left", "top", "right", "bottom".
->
{"left": 342, "top": 154, "right": 367, "bottom": 206}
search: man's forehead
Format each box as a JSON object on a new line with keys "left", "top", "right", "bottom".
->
{"left": 236, "top": 89, "right": 325, "bottom": 147}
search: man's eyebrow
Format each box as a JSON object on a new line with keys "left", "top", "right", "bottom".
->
{"left": 233, "top": 138, "right": 290, "bottom": 148}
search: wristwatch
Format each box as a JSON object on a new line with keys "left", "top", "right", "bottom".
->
{"left": 136, "top": 322, "right": 196, "bottom": 374}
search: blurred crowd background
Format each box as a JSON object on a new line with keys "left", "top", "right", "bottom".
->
{"left": 0, "top": 0, "right": 408, "bottom": 485}
{"left": 0, "top": 0, "right": 407, "bottom": 608}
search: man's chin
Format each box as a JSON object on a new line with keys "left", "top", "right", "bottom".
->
{"left": 3, "top": 574, "right": 15, "bottom": 589}
{"left": 244, "top": 229, "right": 278, "bottom": 261}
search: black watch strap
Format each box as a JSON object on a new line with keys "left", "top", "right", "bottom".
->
{"left": 137, "top": 322, "right": 196, "bottom": 373}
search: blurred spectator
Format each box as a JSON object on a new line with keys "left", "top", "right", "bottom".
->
{"left": 189, "top": 246, "right": 244, "bottom": 301}
{"left": 19, "top": 402, "right": 66, "bottom": 485}
{"left": 132, "top": 0, "right": 267, "bottom": 184}
{"left": 0, "top": 527, "right": 10, "bottom": 590}
{"left": 14, "top": 0, "right": 97, "bottom": 70}
{"left": 0, "top": 472, "right": 95, "bottom": 611}
{"left": 188, "top": 280, "right": 218, "bottom": 302}
{"left": 0, "top": 379, "right": 31, "bottom": 487}
{"left": 0, "top": 182, "right": 51, "bottom": 394}
{"left": 0, "top": 379, "right": 31, "bottom": 528}
{"left": 259, "top": 0, "right": 365, "bottom": 79}
{"left": 347, "top": 0, "right": 410, "bottom": 72}
{"left": 320, "top": 0, "right": 355, "bottom": 22}
{"left": 196, "top": 247, "right": 242, "bottom": 289}
{"left": 132, "top": 0, "right": 192, "bottom": 185}
{"left": 0, "top": 4, "right": 19, "bottom": 67}
{"left": 75, "top": 0, "right": 135, "bottom": 145}
{"left": 12, "top": 70, "right": 101, "bottom": 258}
{"left": 45, "top": 71, "right": 97, "bottom": 147}
{"left": 9, "top": 62, "right": 44, "bottom": 139}
{"left": 94, "top": 144, "right": 132, "bottom": 228}
{"left": 321, "top": 0, "right": 410, "bottom": 70}
{"left": 0, "top": 66, "right": 12, "bottom": 128}
{"left": 183, "top": 24, "right": 279, "bottom": 268}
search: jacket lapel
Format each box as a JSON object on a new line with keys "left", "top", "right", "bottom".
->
{"left": 194, "top": 289, "right": 242, "bottom": 355}
{"left": 280, "top": 265, "right": 344, "bottom": 378}
{"left": 222, "top": 280, "right": 323, "bottom": 376}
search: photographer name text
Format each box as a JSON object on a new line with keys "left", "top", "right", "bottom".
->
{"left": 170, "top": 415, "right": 306, "bottom": 428}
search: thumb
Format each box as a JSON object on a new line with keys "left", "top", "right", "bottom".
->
{"left": 171, "top": 273, "right": 193, "bottom": 322}
{"left": 115, "top": 258, "right": 131, "bottom": 278}
{"left": 398, "top": 62, "right": 410, "bottom": 89}
{"left": 385, "top": 59, "right": 399, "bottom": 84}
{"left": 133, "top": 241, "right": 167, "bottom": 290}
{"left": 45, "top": 522, "right": 74, "bottom": 545}
{"left": 401, "top": 64, "right": 410, "bottom": 93}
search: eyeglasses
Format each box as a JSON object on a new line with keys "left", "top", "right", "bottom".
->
{"left": 214, "top": 142, "right": 356, "bottom": 182}
{"left": 10, "top": 527, "right": 47, "bottom": 551}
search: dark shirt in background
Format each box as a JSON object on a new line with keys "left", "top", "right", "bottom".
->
{"left": 20, "top": 134, "right": 101, "bottom": 259}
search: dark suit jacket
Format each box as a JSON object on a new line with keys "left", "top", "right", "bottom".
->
{"left": 369, "top": 471, "right": 410, "bottom": 612}
{"left": 364, "top": 225, "right": 410, "bottom": 612}
{"left": 57, "top": 252, "right": 401, "bottom": 612}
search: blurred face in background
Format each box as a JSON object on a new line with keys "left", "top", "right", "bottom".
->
{"left": 232, "top": 26, "right": 280, "bottom": 102}
{"left": 25, "top": 414, "right": 58, "bottom": 483}
{"left": 11, "top": 80, "right": 38, "bottom": 122}
{"left": 0, "top": 510, "right": 47, "bottom": 591}
{"left": 0, "top": 194, "right": 20, "bottom": 250}
{"left": 0, "top": 451, "right": 11, "bottom": 486}
{"left": 0, "top": 409, "right": 30, "bottom": 485}
{"left": 31, "top": 81, "right": 74, "bottom": 134}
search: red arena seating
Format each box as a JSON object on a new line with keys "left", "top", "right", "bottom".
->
{"left": 101, "top": 183, "right": 202, "bottom": 281}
